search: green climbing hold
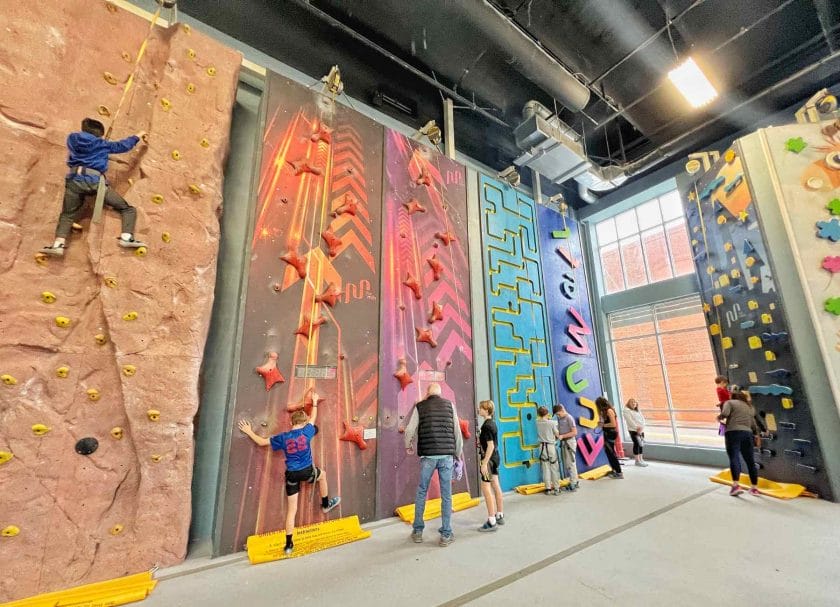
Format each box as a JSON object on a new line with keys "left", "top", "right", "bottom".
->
{"left": 551, "top": 229, "right": 570, "bottom": 239}
{"left": 824, "top": 297, "right": 840, "bottom": 315}
{"left": 564, "top": 360, "right": 589, "bottom": 394}
{"left": 827, "top": 198, "right": 840, "bottom": 216}
{"left": 785, "top": 137, "right": 807, "bottom": 153}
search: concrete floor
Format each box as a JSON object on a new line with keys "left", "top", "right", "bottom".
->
{"left": 147, "top": 462, "right": 840, "bottom": 607}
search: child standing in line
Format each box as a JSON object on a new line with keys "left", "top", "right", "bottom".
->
{"left": 715, "top": 375, "right": 731, "bottom": 436}
{"left": 536, "top": 406, "right": 561, "bottom": 494}
{"left": 238, "top": 391, "right": 341, "bottom": 555}
{"left": 476, "top": 399, "right": 505, "bottom": 532}
{"left": 622, "top": 399, "right": 648, "bottom": 467}
{"left": 553, "top": 404, "right": 579, "bottom": 490}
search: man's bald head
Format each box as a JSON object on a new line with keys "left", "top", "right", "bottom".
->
{"left": 427, "top": 383, "right": 442, "bottom": 397}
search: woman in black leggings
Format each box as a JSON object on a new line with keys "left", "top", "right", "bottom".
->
{"left": 595, "top": 396, "right": 623, "bottom": 479}
{"left": 719, "top": 388, "right": 760, "bottom": 496}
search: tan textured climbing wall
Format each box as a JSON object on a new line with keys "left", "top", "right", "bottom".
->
{"left": 0, "top": 1, "right": 240, "bottom": 601}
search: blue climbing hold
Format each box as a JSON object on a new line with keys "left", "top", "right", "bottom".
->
{"left": 743, "top": 239, "right": 756, "bottom": 255}
{"left": 817, "top": 219, "right": 840, "bottom": 242}
{"left": 750, "top": 384, "right": 794, "bottom": 396}
{"left": 724, "top": 174, "right": 744, "bottom": 195}
{"left": 699, "top": 176, "right": 725, "bottom": 201}
{"left": 740, "top": 320, "right": 755, "bottom": 329}
{"left": 713, "top": 199, "right": 724, "bottom": 213}
{"left": 761, "top": 331, "right": 788, "bottom": 343}
{"left": 765, "top": 369, "right": 792, "bottom": 378}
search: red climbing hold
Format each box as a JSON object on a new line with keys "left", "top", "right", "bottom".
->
{"left": 315, "top": 282, "right": 342, "bottom": 307}
{"left": 394, "top": 357, "right": 413, "bottom": 391}
{"left": 428, "top": 300, "right": 444, "bottom": 324}
{"left": 321, "top": 228, "right": 343, "bottom": 258}
{"left": 415, "top": 326, "right": 437, "bottom": 348}
{"left": 287, "top": 158, "right": 323, "bottom": 176}
{"left": 415, "top": 167, "right": 432, "bottom": 187}
{"left": 310, "top": 121, "right": 332, "bottom": 144}
{"left": 339, "top": 421, "right": 368, "bottom": 450}
{"left": 332, "top": 192, "right": 359, "bottom": 217}
{"left": 427, "top": 255, "right": 444, "bottom": 281}
{"left": 294, "top": 314, "right": 328, "bottom": 338}
{"left": 287, "top": 387, "right": 319, "bottom": 412}
{"left": 403, "top": 198, "right": 427, "bottom": 215}
{"left": 459, "top": 418, "right": 471, "bottom": 439}
{"left": 280, "top": 249, "right": 307, "bottom": 279}
{"left": 434, "top": 231, "right": 456, "bottom": 246}
{"left": 255, "top": 352, "right": 285, "bottom": 391}
{"left": 403, "top": 273, "right": 422, "bottom": 300}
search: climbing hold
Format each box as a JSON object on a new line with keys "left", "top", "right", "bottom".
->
{"left": 151, "top": 194, "right": 164, "bottom": 205}
{"left": 827, "top": 198, "right": 840, "bottom": 215}
{"left": 321, "top": 228, "right": 343, "bottom": 257}
{"left": 784, "top": 137, "right": 807, "bottom": 153}
{"left": 31, "top": 424, "right": 50, "bottom": 436}
{"left": 97, "top": 105, "right": 111, "bottom": 117}
{"left": 122, "top": 311, "right": 138, "bottom": 321}
{"left": 731, "top": 269, "right": 741, "bottom": 279}
{"left": 110, "top": 524, "right": 124, "bottom": 536}
{"left": 171, "top": 150, "right": 181, "bottom": 161}
{"left": 403, "top": 198, "right": 427, "bottom": 215}
{"left": 280, "top": 249, "right": 307, "bottom": 279}
{"left": 110, "top": 427, "right": 124, "bottom": 440}
{"left": 761, "top": 313, "right": 773, "bottom": 324}
{"left": 147, "top": 409, "right": 161, "bottom": 422}
{"left": 806, "top": 177, "right": 824, "bottom": 190}
{"left": 721, "top": 337, "right": 733, "bottom": 349}
{"left": 750, "top": 276, "right": 760, "bottom": 285}
{"left": 189, "top": 184, "right": 202, "bottom": 195}
{"left": 825, "top": 297, "right": 840, "bottom": 315}
{"left": 724, "top": 149, "right": 736, "bottom": 163}
{"left": 272, "top": 282, "right": 282, "bottom": 292}
{"left": 315, "top": 283, "right": 342, "bottom": 307}
{"left": 719, "top": 274, "right": 730, "bottom": 287}
{"left": 187, "top": 82, "right": 196, "bottom": 94}
{"left": 294, "top": 314, "right": 328, "bottom": 338}
{"left": 182, "top": 23, "right": 191, "bottom": 33}
{"left": 740, "top": 320, "right": 755, "bottom": 329}
{"left": 255, "top": 352, "right": 285, "bottom": 391}
{"left": 748, "top": 336, "right": 763, "bottom": 350}
{"left": 122, "top": 364, "right": 136, "bottom": 377}
{"left": 55, "top": 316, "right": 71, "bottom": 328}
{"left": 0, "top": 452, "right": 13, "bottom": 465}
{"left": 459, "top": 418, "right": 471, "bottom": 439}
{"left": 724, "top": 242, "right": 733, "bottom": 252}
{"left": 40, "top": 291, "right": 56, "bottom": 304}
{"left": 822, "top": 256, "right": 840, "bottom": 273}
{"left": 747, "top": 300, "right": 759, "bottom": 310}
{"left": 394, "top": 358, "right": 413, "bottom": 391}
{"left": 151, "top": 454, "right": 163, "bottom": 463}
{"left": 135, "top": 246, "right": 147, "bottom": 257}
{"left": 709, "top": 323, "right": 720, "bottom": 336}
{"left": 160, "top": 98, "right": 172, "bottom": 111}
{"left": 286, "top": 387, "right": 317, "bottom": 412}
{"left": 0, "top": 375, "right": 16, "bottom": 386}
{"left": 415, "top": 326, "right": 437, "bottom": 348}
{"left": 435, "top": 231, "right": 457, "bottom": 246}
{"left": 121, "top": 50, "right": 131, "bottom": 62}
{"left": 1, "top": 526, "right": 20, "bottom": 537}
{"left": 287, "top": 158, "right": 323, "bottom": 176}
{"left": 766, "top": 369, "right": 792, "bottom": 378}
{"left": 331, "top": 192, "right": 358, "bottom": 217}
{"left": 817, "top": 219, "right": 840, "bottom": 242}
{"left": 723, "top": 174, "right": 744, "bottom": 196}
{"left": 84, "top": 388, "right": 100, "bottom": 402}
{"left": 750, "top": 384, "right": 794, "bottom": 396}
{"left": 428, "top": 300, "right": 444, "bottom": 324}
{"left": 745, "top": 256, "right": 756, "bottom": 267}
{"left": 104, "top": 277, "right": 117, "bottom": 288}
{"left": 75, "top": 437, "right": 99, "bottom": 456}
{"left": 712, "top": 294, "right": 723, "bottom": 306}
{"left": 34, "top": 252, "right": 48, "bottom": 266}
{"left": 161, "top": 232, "right": 171, "bottom": 244}
{"left": 103, "top": 71, "right": 118, "bottom": 85}
{"left": 402, "top": 274, "right": 422, "bottom": 300}
{"left": 713, "top": 199, "right": 724, "bottom": 214}
{"left": 200, "top": 137, "right": 209, "bottom": 148}
{"left": 187, "top": 48, "right": 196, "bottom": 59}
{"left": 781, "top": 397, "right": 794, "bottom": 409}
{"left": 94, "top": 333, "right": 108, "bottom": 345}
{"left": 427, "top": 255, "right": 444, "bottom": 281}
{"left": 765, "top": 351, "right": 777, "bottom": 362}
{"left": 415, "top": 167, "right": 432, "bottom": 187}
{"left": 717, "top": 215, "right": 727, "bottom": 225}
{"left": 339, "top": 421, "right": 367, "bottom": 450}
{"left": 738, "top": 210, "right": 749, "bottom": 222}
{"left": 207, "top": 66, "right": 217, "bottom": 77}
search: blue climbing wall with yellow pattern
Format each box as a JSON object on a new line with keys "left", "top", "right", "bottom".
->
{"left": 479, "top": 175, "right": 555, "bottom": 490}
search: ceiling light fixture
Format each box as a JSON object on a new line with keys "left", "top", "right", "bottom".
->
{"left": 668, "top": 57, "right": 718, "bottom": 108}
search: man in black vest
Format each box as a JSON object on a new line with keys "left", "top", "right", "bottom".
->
{"left": 404, "top": 383, "right": 463, "bottom": 546}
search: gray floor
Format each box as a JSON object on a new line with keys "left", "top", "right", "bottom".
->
{"left": 147, "top": 462, "right": 840, "bottom": 607}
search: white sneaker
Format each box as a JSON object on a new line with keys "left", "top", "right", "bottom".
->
{"left": 635, "top": 461, "right": 649, "bottom": 467}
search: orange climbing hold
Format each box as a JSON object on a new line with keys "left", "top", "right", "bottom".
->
{"left": 434, "top": 231, "right": 456, "bottom": 246}
{"left": 321, "top": 228, "right": 343, "bottom": 258}
{"left": 315, "top": 282, "right": 342, "bottom": 308}
{"left": 339, "top": 421, "right": 368, "bottom": 450}
{"left": 331, "top": 192, "right": 358, "bottom": 217}
{"left": 280, "top": 249, "right": 307, "bottom": 279}
{"left": 459, "top": 418, "right": 471, "bottom": 439}
{"left": 427, "top": 255, "right": 444, "bottom": 281}
{"left": 255, "top": 352, "right": 285, "bottom": 391}
{"left": 287, "top": 158, "right": 322, "bottom": 176}
{"left": 294, "top": 314, "right": 328, "bottom": 338}
{"left": 403, "top": 198, "right": 427, "bottom": 215}
{"left": 415, "top": 327, "right": 437, "bottom": 348}
{"left": 428, "top": 300, "right": 444, "bottom": 324}
{"left": 394, "top": 357, "right": 413, "bottom": 391}
{"left": 402, "top": 274, "right": 422, "bottom": 300}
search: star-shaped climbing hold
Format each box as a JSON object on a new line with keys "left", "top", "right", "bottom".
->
{"left": 738, "top": 210, "right": 749, "bottom": 222}
{"left": 315, "top": 282, "right": 342, "bottom": 307}
{"left": 415, "top": 326, "right": 437, "bottom": 348}
{"left": 428, "top": 300, "right": 444, "bottom": 324}
{"left": 287, "top": 158, "right": 323, "bottom": 176}
{"left": 393, "top": 358, "right": 413, "bottom": 391}
{"left": 339, "top": 421, "right": 368, "bottom": 450}
{"left": 403, "top": 198, "right": 427, "bottom": 215}
{"left": 402, "top": 273, "right": 422, "bottom": 300}
{"left": 427, "top": 255, "right": 444, "bottom": 281}
{"left": 688, "top": 191, "right": 696, "bottom": 201}
{"left": 785, "top": 137, "right": 808, "bottom": 153}
{"left": 817, "top": 219, "right": 840, "bottom": 242}
{"left": 703, "top": 303, "right": 711, "bottom": 313}
{"left": 331, "top": 193, "right": 358, "bottom": 217}
{"left": 823, "top": 256, "right": 840, "bottom": 273}
{"left": 294, "top": 314, "right": 328, "bottom": 338}
{"left": 435, "top": 231, "right": 457, "bottom": 246}
{"left": 280, "top": 249, "right": 307, "bottom": 279}
{"left": 255, "top": 352, "right": 285, "bottom": 391}
{"left": 321, "top": 228, "right": 343, "bottom": 258}
{"left": 825, "top": 297, "right": 840, "bottom": 315}
{"left": 827, "top": 198, "right": 840, "bottom": 216}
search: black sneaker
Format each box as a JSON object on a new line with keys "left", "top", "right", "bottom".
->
{"left": 495, "top": 514, "right": 505, "bottom": 526}
{"left": 478, "top": 521, "right": 498, "bottom": 533}
{"left": 40, "top": 244, "right": 65, "bottom": 257}
{"left": 284, "top": 545, "right": 293, "bottom": 555}
{"left": 322, "top": 496, "right": 341, "bottom": 513}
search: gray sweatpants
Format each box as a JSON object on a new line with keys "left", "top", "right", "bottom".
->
{"left": 55, "top": 178, "right": 136, "bottom": 238}
{"left": 560, "top": 438, "right": 578, "bottom": 484}
{"left": 539, "top": 443, "right": 560, "bottom": 489}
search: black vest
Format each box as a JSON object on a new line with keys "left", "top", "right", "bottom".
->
{"left": 416, "top": 396, "right": 456, "bottom": 456}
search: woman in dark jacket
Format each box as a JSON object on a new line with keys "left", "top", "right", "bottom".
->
{"left": 719, "top": 387, "right": 762, "bottom": 496}
{"left": 595, "top": 396, "right": 623, "bottom": 479}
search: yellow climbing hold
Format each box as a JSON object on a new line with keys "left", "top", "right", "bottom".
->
{"left": 189, "top": 184, "right": 202, "bottom": 195}
{"left": 151, "top": 194, "right": 164, "bottom": 205}
{"left": 706, "top": 265, "right": 715, "bottom": 275}
{"left": 182, "top": 23, "right": 191, "bottom": 33}
{"left": 161, "top": 232, "right": 171, "bottom": 243}
{"left": 121, "top": 50, "right": 131, "bottom": 62}
{"left": 782, "top": 398, "right": 794, "bottom": 409}
{"left": 762, "top": 313, "right": 773, "bottom": 324}
{"left": 109, "top": 524, "right": 124, "bottom": 536}
{"left": 111, "top": 427, "right": 124, "bottom": 440}
{"left": 748, "top": 336, "right": 763, "bottom": 350}
{"left": 731, "top": 269, "right": 741, "bottom": 279}
{"left": 200, "top": 137, "right": 209, "bottom": 148}
{"left": 187, "top": 82, "right": 196, "bottom": 93}
{"left": 748, "top": 300, "right": 759, "bottom": 310}
{"left": 717, "top": 215, "right": 727, "bottom": 225}
{"left": 122, "top": 364, "right": 136, "bottom": 377}
{"left": 719, "top": 274, "right": 730, "bottom": 287}
{"left": 721, "top": 337, "right": 733, "bottom": 349}
{"left": 97, "top": 105, "right": 111, "bottom": 117}
{"left": 160, "top": 98, "right": 172, "bottom": 111}
{"left": 709, "top": 323, "right": 720, "bottom": 336}
{"left": 207, "top": 66, "right": 217, "bottom": 77}
{"left": 95, "top": 333, "right": 108, "bottom": 345}
{"left": 55, "top": 316, "right": 71, "bottom": 328}
{"left": 147, "top": 409, "right": 161, "bottom": 422}
{"left": 187, "top": 48, "right": 196, "bottom": 60}
{"left": 765, "top": 351, "right": 776, "bottom": 362}
{"left": 122, "top": 311, "right": 138, "bottom": 321}
{"left": 87, "top": 388, "right": 101, "bottom": 402}
{"left": 751, "top": 276, "right": 760, "bottom": 284}
{"left": 31, "top": 424, "right": 50, "bottom": 436}
{"left": 56, "top": 366, "right": 70, "bottom": 378}
{"left": 34, "top": 252, "right": 48, "bottom": 266}
{"left": 745, "top": 256, "right": 756, "bottom": 267}
{"left": 0, "top": 451, "right": 13, "bottom": 465}
{"left": 135, "top": 246, "right": 147, "bottom": 257}
{"left": 171, "top": 150, "right": 181, "bottom": 161}
{"left": 104, "top": 277, "right": 117, "bottom": 288}
{"left": 151, "top": 454, "right": 163, "bottom": 463}
{"left": 1, "top": 374, "right": 17, "bottom": 386}
{"left": 712, "top": 294, "right": 723, "bottom": 306}
{"left": 1, "top": 526, "right": 20, "bottom": 537}
{"left": 41, "top": 291, "right": 56, "bottom": 303}
{"left": 724, "top": 149, "right": 736, "bottom": 163}
{"left": 103, "top": 71, "right": 118, "bottom": 85}
{"left": 724, "top": 242, "right": 733, "bottom": 252}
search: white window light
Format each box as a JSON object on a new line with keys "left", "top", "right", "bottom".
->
{"left": 668, "top": 57, "right": 718, "bottom": 108}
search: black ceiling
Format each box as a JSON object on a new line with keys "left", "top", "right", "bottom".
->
{"left": 179, "top": 0, "right": 840, "bottom": 204}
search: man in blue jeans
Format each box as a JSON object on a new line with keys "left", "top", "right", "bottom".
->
{"left": 404, "top": 383, "right": 463, "bottom": 546}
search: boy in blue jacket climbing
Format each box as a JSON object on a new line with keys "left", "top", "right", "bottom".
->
{"left": 41, "top": 118, "right": 147, "bottom": 257}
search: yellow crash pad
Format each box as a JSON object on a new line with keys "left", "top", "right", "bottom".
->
{"left": 247, "top": 515, "right": 370, "bottom": 564}
{"left": 709, "top": 469, "right": 815, "bottom": 499}
{"left": 515, "top": 479, "right": 571, "bottom": 495}
{"left": 4, "top": 571, "right": 156, "bottom": 607}
{"left": 395, "top": 491, "right": 479, "bottom": 523}
{"left": 579, "top": 464, "right": 612, "bottom": 480}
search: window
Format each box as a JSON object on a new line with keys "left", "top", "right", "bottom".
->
{"left": 595, "top": 190, "right": 693, "bottom": 294}
{"left": 607, "top": 296, "right": 721, "bottom": 448}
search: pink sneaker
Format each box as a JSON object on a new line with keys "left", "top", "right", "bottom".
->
{"left": 729, "top": 484, "right": 744, "bottom": 497}
{"left": 749, "top": 487, "right": 760, "bottom": 496}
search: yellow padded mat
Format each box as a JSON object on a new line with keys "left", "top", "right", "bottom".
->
{"left": 247, "top": 515, "right": 371, "bottom": 563}
{"left": 709, "top": 469, "right": 817, "bottom": 499}
{"left": 515, "top": 479, "right": 571, "bottom": 494}
{"left": 395, "top": 491, "right": 479, "bottom": 523}
{"left": 5, "top": 571, "right": 156, "bottom": 607}
{"left": 579, "top": 464, "right": 613, "bottom": 480}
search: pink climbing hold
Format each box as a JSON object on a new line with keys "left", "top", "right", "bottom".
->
{"left": 403, "top": 198, "right": 427, "bottom": 215}
{"left": 403, "top": 273, "right": 422, "bottom": 300}
{"left": 434, "top": 231, "right": 456, "bottom": 246}
{"left": 255, "top": 352, "right": 285, "bottom": 391}
{"left": 415, "top": 326, "right": 437, "bottom": 348}
{"left": 393, "top": 357, "right": 413, "bottom": 391}
{"left": 427, "top": 255, "right": 444, "bottom": 281}
{"left": 822, "top": 256, "right": 840, "bottom": 273}
{"left": 428, "top": 300, "right": 443, "bottom": 324}
{"left": 287, "top": 158, "right": 322, "bottom": 176}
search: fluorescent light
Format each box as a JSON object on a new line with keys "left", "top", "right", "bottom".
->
{"left": 668, "top": 57, "right": 718, "bottom": 108}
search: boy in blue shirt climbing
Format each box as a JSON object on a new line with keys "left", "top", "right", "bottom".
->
{"left": 41, "top": 118, "right": 147, "bottom": 257}
{"left": 238, "top": 391, "right": 341, "bottom": 555}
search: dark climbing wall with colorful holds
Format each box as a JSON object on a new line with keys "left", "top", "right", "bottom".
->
{"left": 219, "top": 75, "right": 383, "bottom": 554}
{"left": 479, "top": 176, "right": 555, "bottom": 490}
{"left": 680, "top": 149, "right": 832, "bottom": 497}
{"left": 536, "top": 205, "right": 607, "bottom": 472}
{"left": 376, "top": 130, "right": 476, "bottom": 519}
{"left": 0, "top": 1, "right": 241, "bottom": 602}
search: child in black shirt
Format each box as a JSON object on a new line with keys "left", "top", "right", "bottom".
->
{"left": 477, "top": 400, "right": 504, "bottom": 531}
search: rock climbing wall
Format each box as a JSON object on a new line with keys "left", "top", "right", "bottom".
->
{"left": 376, "top": 130, "right": 476, "bottom": 518}
{"left": 218, "top": 75, "right": 383, "bottom": 554}
{"left": 478, "top": 175, "right": 555, "bottom": 490}
{"left": 680, "top": 148, "right": 832, "bottom": 497}
{"left": 536, "top": 205, "right": 607, "bottom": 472}
{"left": 0, "top": 1, "right": 240, "bottom": 602}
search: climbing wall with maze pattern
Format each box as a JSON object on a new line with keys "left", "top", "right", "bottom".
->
{"left": 479, "top": 175, "right": 555, "bottom": 490}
